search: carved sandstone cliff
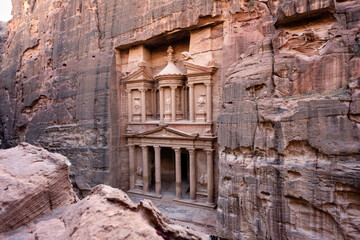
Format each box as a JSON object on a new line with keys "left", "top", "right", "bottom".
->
{"left": 217, "top": 0, "right": 360, "bottom": 239}
{"left": 0, "top": 0, "right": 359, "bottom": 239}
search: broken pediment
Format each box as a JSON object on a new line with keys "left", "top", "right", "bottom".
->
{"left": 183, "top": 61, "right": 217, "bottom": 77}
{"left": 126, "top": 66, "right": 154, "bottom": 83}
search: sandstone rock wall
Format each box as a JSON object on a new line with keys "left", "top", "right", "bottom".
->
{"left": 0, "top": 0, "right": 359, "bottom": 239}
{"left": 217, "top": 0, "right": 360, "bottom": 239}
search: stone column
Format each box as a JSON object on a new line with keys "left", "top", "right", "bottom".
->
{"left": 152, "top": 89, "right": 156, "bottom": 119}
{"left": 141, "top": 145, "right": 149, "bottom": 192}
{"left": 184, "top": 86, "right": 188, "bottom": 119}
{"left": 171, "top": 86, "right": 176, "bottom": 122}
{"left": 206, "top": 83, "right": 212, "bottom": 123}
{"left": 205, "top": 149, "right": 214, "bottom": 203}
{"left": 128, "top": 145, "right": 135, "bottom": 190}
{"left": 181, "top": 86, "right": 185, "bottom": 118}
{"left": 174, "top": 148, "right": 182, "bottom": 199}
{"left": 140, "top": 88, "right": 146, "bottom": 122}
{"left": 159, "top": 87, "right": 164, "bottom": 122}
{"left": 188, "top": 148, "right": 196, "bottom": 201}
{"left": 188, "top": 84, "right": 194, "bottom": 122}
{"left": 127, "top": 90, "right": 133, "bottom": 122}
{"left": 154, "top": 146, "right": 161, "bottom": 195}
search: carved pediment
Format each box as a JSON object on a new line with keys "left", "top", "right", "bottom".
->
{"left": 183, "top": 61, "right": 217, "bottom": 76}
{"left": 133, "top": 126, "right": 198, "bottom": 139}
{"left": 126, "top": 67, "right": 154, "bottom": 83}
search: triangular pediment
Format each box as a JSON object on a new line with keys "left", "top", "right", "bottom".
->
{"left": 135, "top": 126, "right": 198, "bottom": 139}
{"left": 126, "top": 67, "right": 154, "bottom": 82}
{"left": 183, "top": 61, "right": 217, "bottom": 75}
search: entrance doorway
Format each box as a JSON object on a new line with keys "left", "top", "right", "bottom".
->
{"left": 160, "top": 147, "right": 175, "bottom": 196}
{"left": 181, "top": 149, "right": 190, "bottom": 198}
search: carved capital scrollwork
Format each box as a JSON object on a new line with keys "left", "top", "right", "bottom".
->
{"left": 205, "top": 149, "right": 214, "bottom": 156}
{"left": 187, "top": 83, "right": 194, "bottom": 88}
{"left": 173, "top": 148, "right": 181, "bottom": 154}
{"left": 187, "top": 148, "right": 195, "bottom": 155}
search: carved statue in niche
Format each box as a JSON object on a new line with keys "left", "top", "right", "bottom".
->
{"left": 176, "top": 93, "right": 181, "bottom": 111}
{"left": 133, "top": 97, "right": 141, "bottom": 114}
{"left": 198, "top": 173, "right": 207, "bottom": 186}
{"left": 197, "top": 94, "right": 206, "bottom": 112}
{"left": 165, "top": 97, "right": 171, "bottom": 113}
{"left": 136, "top": 166, "right": 143, "bottom": 177}
{"left": 146, "top": 97, "right": 151, "bottom": 114}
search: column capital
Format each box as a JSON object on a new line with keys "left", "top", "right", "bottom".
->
{"left": 139, "top": 88, "right": 148, "bottom": 92}
{"left": 205, "top": 149, "right": 214, "bottom": 155}
{"left": 205, "top": 83, "right": 213, "bottom": 87}
{"left": 187, "top": 148, "right": 195, "bottom": 154}
{"left": 173, "top": 147, "right": 181, "bottom": 153}
{"left": 127, "top": 144, "right": 135, "bottom": 148}
{"left": 140, "top": 145, "right": 148, "bottom": 150}
{"left": 170, "top": 85, "right": 178, "bottom": 90}
{"left": 153, "top": 145, "right": 160, "bottom": 149}
{"left": 187, "top": 83, "right": 194, "bottom": 88}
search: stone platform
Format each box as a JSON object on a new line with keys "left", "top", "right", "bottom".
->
{"left": 128, "top": 193, "right": 217, "bottom": 236}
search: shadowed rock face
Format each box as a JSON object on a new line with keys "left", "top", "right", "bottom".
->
{"left": 0, "top": 0, "right": 359, "bottom": 239}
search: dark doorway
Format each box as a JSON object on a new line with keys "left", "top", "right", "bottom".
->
{"left": 148, "top": 146, "right": 155, "bottom": 191}
{"left": 160, "top": 147, "right": 175, "bottom": 196}
{"left": 181, "top": 149, "right": 190, "bottom": 197}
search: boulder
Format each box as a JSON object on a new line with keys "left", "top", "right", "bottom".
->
{"left": 0, "top": 143, "right": 77, "bottom": 233}
{"left": 1, "top": 185, "right": 206, "bottom": 240}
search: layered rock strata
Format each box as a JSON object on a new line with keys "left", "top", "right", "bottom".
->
{"left": 217, "top": 0, "right": 360, "bottom": 239}
{"left": 1, "top": 184, "right": 206, "bottom": 240}
{"left": 0, "top": 0, "right": 359, "bottom": 239}
{"left": 0, "top": 143, "right": 77, "bottom": 233}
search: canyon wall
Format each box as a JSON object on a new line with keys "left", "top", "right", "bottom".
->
{"left": 0, "top": 0, "right": 359, "bottom": 239}
{"left": 0, "top": 0, "right": 225, "bottom": 194}
{"left": 217, "top": 0, "right": 360, "bottom": 239}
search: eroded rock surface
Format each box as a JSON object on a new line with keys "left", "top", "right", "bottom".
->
{"left": 217, "top": 0, "right": 360, "bottom": 239}
{"left": 1, "top": 184, "right": 206, "bottom": 240}
{"left": 0, "top": 0, "right": 359, "bottom": 239}
{"left": 0, "top": 143, "right": 77, "bottom": 233}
